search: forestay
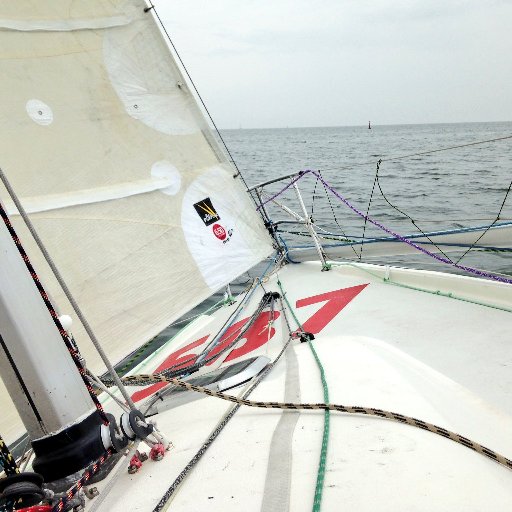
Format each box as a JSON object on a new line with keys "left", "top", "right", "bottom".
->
{"left": 0, "top": 0, "right": 273, "bottom": 442}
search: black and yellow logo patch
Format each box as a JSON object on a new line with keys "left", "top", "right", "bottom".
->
{"left": 193, "top": 197, "right": 220, "bottom": 226}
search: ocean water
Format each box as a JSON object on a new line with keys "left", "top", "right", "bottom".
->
{"left": 223, "top": 121, "right": 512, "bottom": 276}
{"left": 152, "top": 122, "right": 511, "bottom": 350}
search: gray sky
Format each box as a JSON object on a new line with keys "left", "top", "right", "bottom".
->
{"left": 153, "top": 0, "right": 512, "bottom": 129}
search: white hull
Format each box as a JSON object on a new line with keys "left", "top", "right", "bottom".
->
{"left": 87, "top": 260, "right": 512, "bottom": 511}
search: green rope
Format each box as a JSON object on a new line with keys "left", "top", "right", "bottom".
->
{"left": 308, "top": 341, "right": 330, "bottom": 512}
{"left": 277, "top": 279, "right": 330, "bottom": 512}
{"left": 330, "top": 262, "right": 512, "bottom": 313}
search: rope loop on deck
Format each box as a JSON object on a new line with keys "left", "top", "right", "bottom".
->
{"left": 119, "top": 372, "right": 512, "bottom": 473}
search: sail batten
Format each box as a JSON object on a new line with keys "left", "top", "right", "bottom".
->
{"left": 0, "top": 0, "right": 273, "bottom": 443}
{"left": 0, "top": 15, "right": 135, "bottom": 32}
{"left": 4, "top": 176, "right": 179, "bottom": 214}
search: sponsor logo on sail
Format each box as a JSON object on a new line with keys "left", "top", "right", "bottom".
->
{"left": 193, "top": 197, "right": 220, "bottom": 226}
{"left": 212, "top": 223, "right": 227, "bottom": 240}
{"left": 213, "top": 224, "right": 234, "bottom": 243}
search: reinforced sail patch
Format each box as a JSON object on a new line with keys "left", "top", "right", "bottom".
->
{"left": 193, "top": 197, "right": 220, "bottom": 226}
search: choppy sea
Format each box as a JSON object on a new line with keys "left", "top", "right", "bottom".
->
{"left": 151, "top": 122, "right": 512, "bottom": 348}
{"left": 223, "top": 121, "right": 512, "bottom": 276}
{"left": 139, "top": 122, "right": 512, "bottom": 370}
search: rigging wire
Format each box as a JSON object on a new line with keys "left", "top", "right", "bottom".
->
{"left": 371, "top": 161, "right": 457, "bottom": 263}
{"left": 0, "top": 167, "right": 136, "bottom": 411}
{"left": 144, "top": 1, "right": 249, "bottom": 187}
{"left": 320, "top": 133, "right": 512, "bottom": 173}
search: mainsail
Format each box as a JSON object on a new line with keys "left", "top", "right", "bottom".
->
{"left": 0, "top": 0, "right": 273, "bottom": 443}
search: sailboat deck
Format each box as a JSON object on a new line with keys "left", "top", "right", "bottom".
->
{"left": 93, "top": 261, "right": 512, "bottom": 511}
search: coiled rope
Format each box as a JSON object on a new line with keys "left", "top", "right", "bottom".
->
{"left": 119, "top": 373, "right": 512, "bottom": 472}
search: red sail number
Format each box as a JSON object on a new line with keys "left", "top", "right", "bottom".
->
{"left": 296, "top": 284, "right": 368, "bottom": 334}
{"left": 131, "top": 311, "right": 279, "bottom": 402}
{"left": 130, "top": 285, "right": 367, "bottom": 403}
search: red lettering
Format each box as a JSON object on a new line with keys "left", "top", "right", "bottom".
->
{"left": 131, "top": 335, "right": 208, "bottom": 402}
{"left": 206, "top": 310, "right": 280, "bottom": 365}
{"left": 131, "top": 310, "right": 280, "bottom": 402}
{"left": 131, "top": 285, "right": 366, "bottom": 403}
{"left": 296, "top": 284, "right": 368, "bottom": 334}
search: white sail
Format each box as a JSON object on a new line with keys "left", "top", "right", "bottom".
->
{"left": 0, "top": 0, "right": 273, "bottom": 442}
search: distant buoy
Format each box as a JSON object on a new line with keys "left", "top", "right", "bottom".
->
{"left": 368, "top": 121, "right": 371, "bottom": 129}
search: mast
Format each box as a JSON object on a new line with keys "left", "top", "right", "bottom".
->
{"left": 0, "top": 203, "right": 134, "bottom": 485}
{"left": 0, "top": 209, "right": 104, "bottom": 480}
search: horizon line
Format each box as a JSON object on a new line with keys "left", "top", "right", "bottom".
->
{"left": 219, "top": 119, "right": 512, "bottom": 131}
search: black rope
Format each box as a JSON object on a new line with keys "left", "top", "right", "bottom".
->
{"left": 455, "top": 178, "right": 512, "bottom": 264}
{"left": 381, "top": 134, "right": 512, "bottom": 163}
{"left": 151, "top": 298, "right": 295, "bottom": 512}
{"left": 310, "top": 171, "right": 359, "bottom": 258}
{"left": 319, "top": 171, "right": 359, "bottom": 259}
{"left": 359, "top": 159, "right": 380, "bottom": 260}
{"left": 373, "top": 164, "right": 456, "bottom": 263}
{"left": 321, "top": 134, "right": 512, "bottom": 173}
{"left": 0, "top": 201, "right": 109, "bottom": 425}
{"left": 310, "top": 172, "right": 321, "bottom": 221}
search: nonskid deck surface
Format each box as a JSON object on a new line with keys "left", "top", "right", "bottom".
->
{"left": 91, "top": 261, "right": 512, "bottom": 511}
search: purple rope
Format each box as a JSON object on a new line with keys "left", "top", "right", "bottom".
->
{"left": 259, "top": 169, "right": 512, "bottom": 284}
{"left": 255, "top": 171, "right": 309, "bottom": 211}
{"left": 309, "top": 171, "right": 512, "bottom": 285}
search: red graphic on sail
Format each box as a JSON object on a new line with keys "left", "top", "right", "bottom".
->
{"left": 212, "top": 223, "right": 226, "bottom": 240}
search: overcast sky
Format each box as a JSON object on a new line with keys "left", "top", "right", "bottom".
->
{"left": 152, "top": 0, "right": 512, "bottom": 129}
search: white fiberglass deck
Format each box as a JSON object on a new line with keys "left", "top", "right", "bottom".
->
{"left": 92, "top": 261, "right": 512, "bottom": 511}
